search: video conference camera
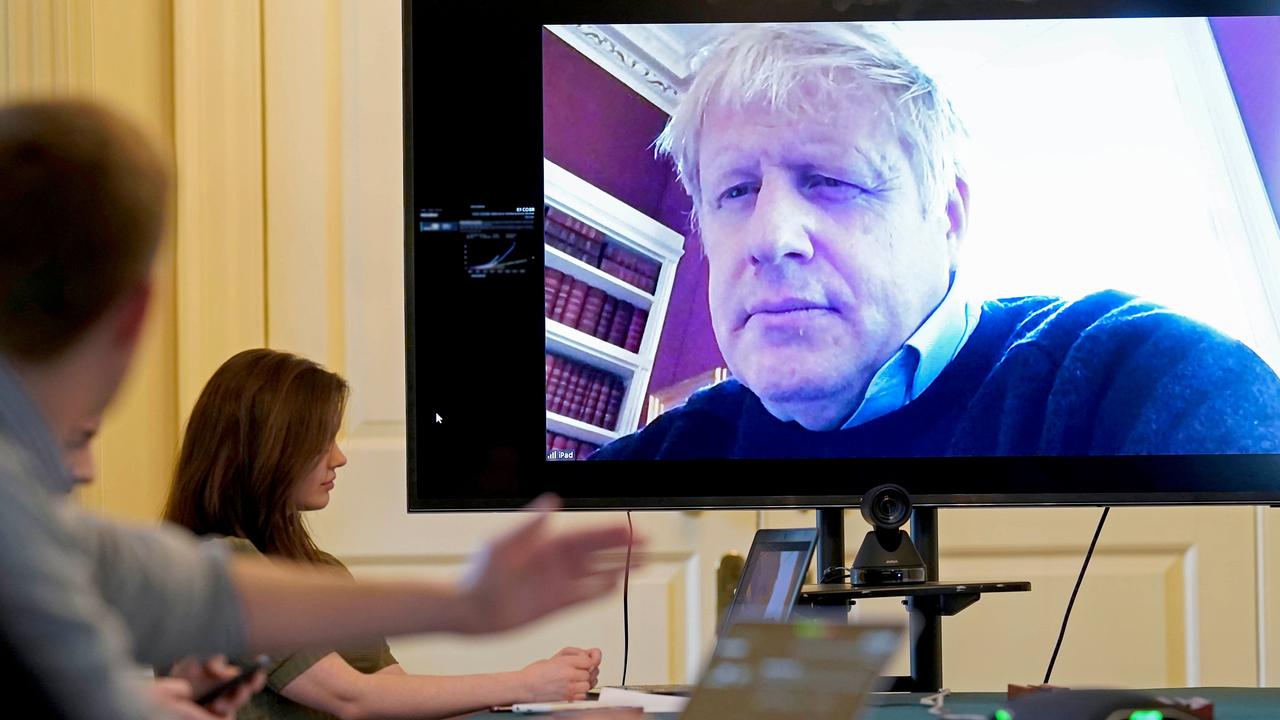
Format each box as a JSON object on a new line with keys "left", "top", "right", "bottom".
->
{"left": 849, "top": 484, "right": 927, "bottom": 585}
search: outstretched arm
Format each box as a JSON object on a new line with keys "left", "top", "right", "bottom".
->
{"left": 234, "top": 496, "right": 635, "bottom": 653}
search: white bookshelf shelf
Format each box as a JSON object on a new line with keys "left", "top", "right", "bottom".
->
{"left": 544, "top": 160, "right": 684, "bottom": 264}
{"left": 544, "top": 245, "right": 657, "bottom": 311}
{"left": 546, "top": 412, "right": 621, "bottom": 446}
{"left": 544, "top": 160, "right": 685, "bottom": 447}
{"left": 545, "top": 320, "right": 640, "bottom": 376}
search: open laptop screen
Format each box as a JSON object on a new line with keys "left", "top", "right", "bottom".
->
{"left": 723, "top": 529, "right": 819, "bottom": 630}
{"left": 683, "top": 622, "right": 900, "bottom": 720}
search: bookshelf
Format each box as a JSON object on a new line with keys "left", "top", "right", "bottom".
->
{"left": 543, "top": 159, "right": 686, "bottom": 459}
{"left": 545, "top": 245, "right": 656, "bottom": 310}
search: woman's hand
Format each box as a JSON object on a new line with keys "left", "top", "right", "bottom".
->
{"left": 553, "top": 646, "right": 602, "bottom": 691}
{"left": 519, "top": 646, "right": 602, "bottom": 701}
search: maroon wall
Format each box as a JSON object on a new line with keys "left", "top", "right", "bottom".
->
{"left": 543, "top": 30, "right": 724, "bottom": 418}
{"left": 543, "top": 31, "right": 672, "bottom": 216}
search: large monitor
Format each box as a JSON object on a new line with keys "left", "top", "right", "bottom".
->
{"left": 404, "top": 0, "right": 1280, "bottom": 510}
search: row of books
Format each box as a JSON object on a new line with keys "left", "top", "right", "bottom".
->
{"left": 599, "top": 243, "right": 660, "bottom": 295}
{"left": 544, "top": 206, "right": 605, "bottom": 264}
{"left": 544, "top": 268, "right": 648, "bottom": 353}
{"left": 545, "top": 352, "right": 626, "bottom": 431}
{"left": 546, "top": 433, "right": 600, "bottom": 461}
{"left": 545, "top": 206, "right": 661, "bottom": 294}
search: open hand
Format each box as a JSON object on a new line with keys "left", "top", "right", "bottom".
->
{"left": 458, "top": 496, "right": 638, "bottom": 633}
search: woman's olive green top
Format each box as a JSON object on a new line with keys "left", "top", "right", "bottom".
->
{"left": 224, "top": 538, "right": 398, "bottom": 720}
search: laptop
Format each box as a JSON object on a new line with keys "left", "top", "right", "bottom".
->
{"left": 720, "top": 528, "right": 820, "bottom": 631}
{"left": 516, "top": 622, "right": 900, "bottom": 716}
{"left": 681, "top": 622, "right": 899, "bottom": 719}
{"left": 618, "top": 528, "right": 819, "bottom": 697}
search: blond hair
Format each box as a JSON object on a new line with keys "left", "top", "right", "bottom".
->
{"left": 656, "top": 23, "right": 966, "bottom": 217}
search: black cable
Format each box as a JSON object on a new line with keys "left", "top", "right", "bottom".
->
{"left": 621, "top": 511, "right": 633, "bottom": 687}
{"left": 1044, "top": 506, "right": 1110, "bottom": 684}
{"left": 820, "top": 565, "right": 851, "bottom": 584}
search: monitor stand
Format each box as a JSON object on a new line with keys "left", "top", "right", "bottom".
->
{"left": 802, "top": 507, "right": 1031, "bottom": 692}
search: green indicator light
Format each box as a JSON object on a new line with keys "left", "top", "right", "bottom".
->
{"left": 994, "top": 710, "right": 1013, "bottom": 720}
{"left": 791, "top": 620, "right": 823, "bottom": 639}
{"left": 1129, "top": 712, "right": 1163, "bottom": 720}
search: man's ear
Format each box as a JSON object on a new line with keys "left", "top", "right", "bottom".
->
{"left": 111, "top": 280, "right": 153, "bottom": 350}
{"left": 943, "top": 175, "right": 970, "bottom": 272}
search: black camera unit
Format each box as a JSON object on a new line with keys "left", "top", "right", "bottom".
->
{"left": 849, "top": 484, "right": 927, "bottom": 585}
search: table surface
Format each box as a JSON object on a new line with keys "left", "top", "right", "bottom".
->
{"left": 470, "top": 687, "right": 1279, "bottom": 718}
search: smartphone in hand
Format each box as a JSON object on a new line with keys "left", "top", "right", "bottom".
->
{"left": 194, "top": 655, "right": 270, "bottom": 708}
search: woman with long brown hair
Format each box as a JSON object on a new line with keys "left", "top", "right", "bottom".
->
{"left": 164, "top": 349, "right": 602, "bottom": 720}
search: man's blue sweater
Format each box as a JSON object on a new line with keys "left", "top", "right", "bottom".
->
{"left": 593, "top": 291, "right": 1280, "bottom": 460}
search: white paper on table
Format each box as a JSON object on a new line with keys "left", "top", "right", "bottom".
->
{"left": 596, "top": 687, "right": 690, "bottom": 713}
{"left": 510, "top": 700, "right": 612, "bottom": 713}
{"left": 510, "top": 687, "right": 690, "bottom": 714}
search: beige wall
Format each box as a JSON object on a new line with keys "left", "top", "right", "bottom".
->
{"left": 5, "top": 0, "right": 1280, "bottom": 690}
{"left": 3, "top": 0, "right": 178, "bottom": 521}
{"left": 1, "top": 0, "right": 266, "bottom": 520}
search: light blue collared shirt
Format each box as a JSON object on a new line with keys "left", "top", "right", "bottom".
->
{"left": 840, "top": 275, "right": 982, "bottom": 429}
{"left": 0, "top": 355, "right": 246, "bottom": 720}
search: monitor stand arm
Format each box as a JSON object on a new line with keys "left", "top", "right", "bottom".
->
{"left": 813, "top": 507, "right": 943, "bottom": 691}
{"left": 909, "top": 507, "right": 942, "bottom": 691}
{"left": 805, "top": 508, "right": 1029, "bottom": 692}
{"left": 816, "top": 508, "right": 846, "bottom": 578}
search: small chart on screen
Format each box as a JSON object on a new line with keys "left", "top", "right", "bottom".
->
{"left": 464, "top": 236, "right": 527, "bottom": 276}
{"left": 417, "top": 205, "right": 537, "bottom": 278}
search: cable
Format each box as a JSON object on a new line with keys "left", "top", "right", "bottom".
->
{"left": 920, "top": 689, "right": 988, "bottom": 719}
{"left": 621, "top": 511, "right": 633, "bottom": 687}
{"left": 820, "top": 565, "right": 851, "bottom": 584}
{"left": 1043, "top": 506, "right": 1110, "bottom": 684}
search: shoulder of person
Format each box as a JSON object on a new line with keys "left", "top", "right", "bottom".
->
{"left": 683, "top": 377, "right": 748, "bottom": 409}
{"left": 218, "top": 536, "right": 261, "bottom": 556}
{"left": 634, "top": 377, "right": 750, "bottom": 430}
{"left": 995, "top": 290, "right": 1158, "bottom": 353}
{"left": 1009, "top": 289, "right": 1270, "bottom": 377}
{"left": 313, "top": 549, "right": 350, "bottom": 573}
{"left": 1063, "top": 290, "right": 1242, "bottom": 354}
{"left": 591, "top": 379, "right": 747, "bottom": 461}
{"left": 215, "top": 536, "right": 351, "bottom": 575}
{"left": 0, "top": 434, "right": 62, "bottom": 502}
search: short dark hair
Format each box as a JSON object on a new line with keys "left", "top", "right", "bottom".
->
{"left": 0, "top": 100, "right": 168, "bottom": 360}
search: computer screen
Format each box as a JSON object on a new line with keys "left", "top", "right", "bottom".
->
{"left": 405, "top": 0, "right": 1280, "bottom": 510}
{"left": 723, "top": 529, "right": 819, "bottom": 630}
{"left": 681, "top": 622, "right": 899, "bottom": 720}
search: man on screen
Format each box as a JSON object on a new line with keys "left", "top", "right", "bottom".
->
{"left": 593, "top": 23, "right": 1280, "bottom": 460}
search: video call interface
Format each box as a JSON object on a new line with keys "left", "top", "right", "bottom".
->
{"left": 539, "top": 15, "right": 1280, "bottom": 464}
